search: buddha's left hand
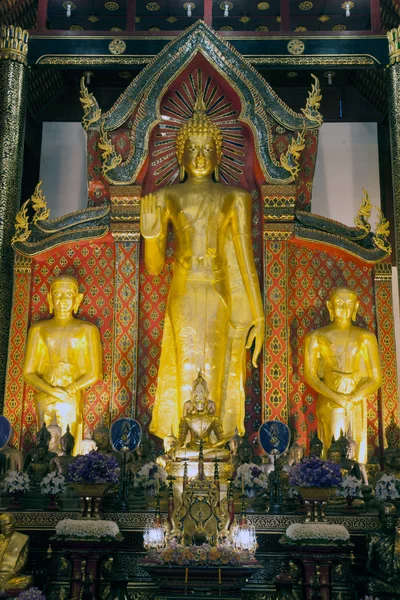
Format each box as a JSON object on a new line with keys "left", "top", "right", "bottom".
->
{"left": 246, "top": 318, "right": 265, "bottom": 367}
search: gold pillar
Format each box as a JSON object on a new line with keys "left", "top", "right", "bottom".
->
{"left": 0, "top": 26, "right": 29, "bottom": 409}
{"left": 387, "top": 26, "right": 400, "bottom": 305}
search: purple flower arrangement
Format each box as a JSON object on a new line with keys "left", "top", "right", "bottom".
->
{"left": 17, "top": 588, "right": 46, "bottom": 600}
{"left": 288, "top": 456, "right": 342, "bottom": 488}
{"left": 67, "top": 451, "right": 120, "bottom": 484}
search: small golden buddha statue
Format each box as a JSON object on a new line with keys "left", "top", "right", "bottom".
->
{"left": 141, "top": 94, "right": 264, "bottom": 443}
{"left": 50, "top": 425, "right": 75, "bottom": 477}
{"left": 157, "top": 428, "right": 178, "bottom": 469}
{"left": 23, "top": 275, "right": 103, "bottom": 455}
{"left": 366, "top": 502, "right": 400, "bottom": 595}
{"left": 0, "top": 514, "right": 32, "bottom": 591}
{"left": 178, "top": 371, "right": 224, "bottom": 453}
{"left": 304, "top": 286, "right": 382, "bottom": 464}
{"left": 47, "top": 412, "right": 62, "bottom": 456}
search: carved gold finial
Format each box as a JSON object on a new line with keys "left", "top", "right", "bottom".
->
{"left": 175, "top": 91, "right": 223, "bottom": 166}
{"left": 373, "top": 207, "right": 391, "bottom": 256}
{"left": 98, "top": 122, "right": 123, "bottom": 176}
{"left": 280, "top": 127, "right": 306, "bottom": 179}
{"left": 387, "top": 26, "right": 400, "bottom": 64}
{"left": 79, "top": 76, "right": 102, "bottom": 131}
{"left": 12, "top": 199, "right": 30, "bottom": 245}
{"left": 301, "top": 74, "right": 323, "bottom": 127}
{"left": 31, "top": 181, "right": 50, "bottom": 225}
{"left": 0, "top": 25, "right": 29, "bottom": 63}
{"left": 12, "top": 181, "right": 51, "bottom": 246}
{"left": 354, "top": 188, "right": 372, "bottom": 236}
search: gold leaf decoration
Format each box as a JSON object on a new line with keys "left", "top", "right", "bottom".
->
{"left": 354, "top": 188, "right": 372, "bottom": 236}
{"left": 79, "top": 76, "right": 102, "bottom": 131}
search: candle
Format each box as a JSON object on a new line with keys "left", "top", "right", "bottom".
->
{"left": 241, "top": 474, "right": 245, "bottom": 495}
{"left": 218, "top": 568, "right": 221, "bottom": 585}
{"left": 155, "top": 474, "right": 160, "bottom": 496}
{"left": 185, "top": 567, "right": 189, "bottom": 584}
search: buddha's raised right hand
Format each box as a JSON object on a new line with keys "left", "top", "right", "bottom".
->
{"left": 140, "top": 193, "right": 162, "bottom": 239}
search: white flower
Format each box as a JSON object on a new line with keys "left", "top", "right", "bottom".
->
{"left": 338, "top": 475, "right": 363, "bottom": 498}
{"left": 375, "top": 474, "right": 400, "bottom": 502}
{"left": 134, "top": 462, "right": 168, "bottom": 489}
{"left": 286, "top": 523, "right": 350, "bottom": 542}
{"left": 55, "top": 518, "right": 120, "bottom": 540}
{"left": 40, "top": 472, "right": 67, "bottom": 496}
{"left": 233, "top": 464, "right": 268, "bottom": 495}
{"left": 4, "top": 471, "right": 30, "bottom": 494}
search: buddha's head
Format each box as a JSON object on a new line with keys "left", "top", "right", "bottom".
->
{"left": 379, "top": 502, "right": 397, "bottom": 533}
{"left": 136, "top": 437, "right": 153, "bottom": 459}
{"left": 229, "top": 427, "right": 242, "bottom": 455}
{"left": 60, "top": 425, "right": 75, "bottom": 455}
{"left": 309, "top": 432, "right": 323, "bottom": 458}
{"left": 176, "top": 94, "right": 223, "bottom": 182}
{"left": 289, "top": 441, "right": 304, "bottom": 464}
{"left": 0, "top": 513, "right": 15, "bottom": 538}
{"left": 36, "top": 441, "right": 48, "bottom": 461}
{"left": 237, "top": 434, "right": 254, "bottom": 464}
{"left": 93, "top": 418, "right": 110, "bottom": 452}
{"left": 327, "top": 287, "right": 359, "bottom": 325}
{"left": 48, "top": 275, "right": 83, "bottom": 319}
{"left": 164, "top": 428, "right": 178, "bottom": 455}
{"left": 191, "top": 371, "right": 209, "bottom": 413}
{"left": 327, "top": 444, "right": 341, "bottom": 465}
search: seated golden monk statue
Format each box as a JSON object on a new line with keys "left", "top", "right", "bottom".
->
{"left": 23, "top": 275, "right": 103, "bottom": 454}
{"left": 366, "top": 503, "right": 400, "bottom": 597}
{"left": 178, "top": 372, "right": 226, "bottom": 457}
{"left": 0, "top": 514, "right": 32, "bottom": 591}
{"left": 304, "top": 286, "right": 382, "bottom": 464}
{"left": 140, "top": 94, "right": 264, "bottom": 443}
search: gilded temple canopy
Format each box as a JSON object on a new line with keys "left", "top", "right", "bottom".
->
{"left": 83, "top": 20, "right": 323, "bottom": 185}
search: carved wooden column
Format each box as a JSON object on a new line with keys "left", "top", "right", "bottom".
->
{"left": 387, "top": 26, "right": 400, "bottom": 306}
{"left": 262, "top": 184, "right": 296, "bottom": 424}
{"left": 109, "top": 186, "right": 141, "bottom": 422}
{"left": 0, "top": 26, "right": 29, "bottom": 408}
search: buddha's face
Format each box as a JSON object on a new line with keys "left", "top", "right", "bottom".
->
{"left": 94, "top": 432, "right": 109, "bottom": 452}
{"left": 310, "top": 443, "right": 323, "bottom": 458}
{"left": 327, "top": 291, "right": 358, "bottom": 324}
{"left": 182, "top": 133, "right": 217, "bottom": 178}
{"left": 328, "top": 450, "right": 341, "bottom": 464}
{"left": 239, "top": 445, "right": 252, "bottom": 462}
{"left": 61, "top": 438, "right": 73, "bottom": 454}
{"left": 0, "top": 515, "right": 15, "bottom": 537}
{"left": 49, "top": 281, "right": 80, "bottom": 319}
{"left": 290, "top": 447, "right": 303, "bottom": 463}
{"left": 36, "top": 446, "right": 47, "bottom": 460}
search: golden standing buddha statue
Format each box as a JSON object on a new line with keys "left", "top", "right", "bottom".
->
{"left": 140, "top": 95, "right": 264, "bottom": 442}
{"left": 0, "top": 514, "right": 32, "bottom": 591}
{"left": 23, "top": 275, "right": 103, "bottom": 454}
{"left": 304, "top": 287, "right": 382, "bottom": 464}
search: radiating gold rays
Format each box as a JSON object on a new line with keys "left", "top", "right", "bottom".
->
{"left": 151, "top": 68, "right": 245, "bottom": 186}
